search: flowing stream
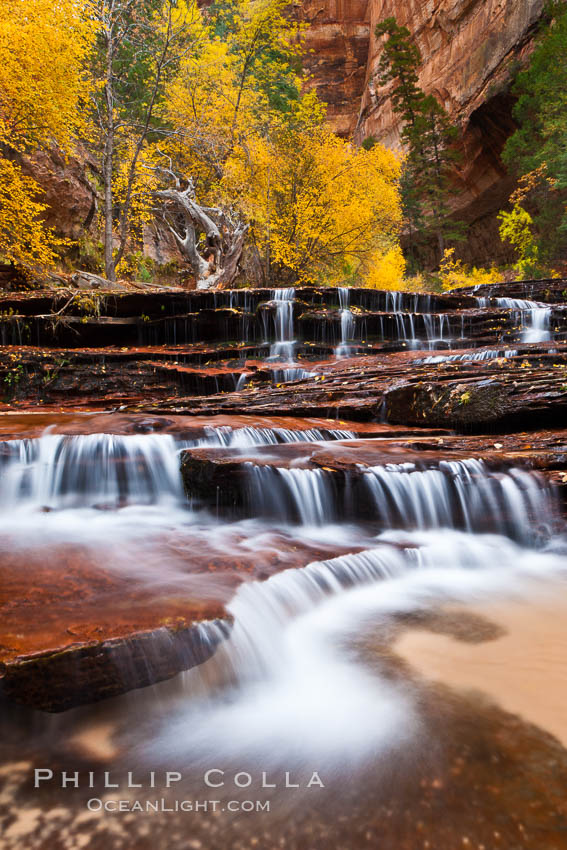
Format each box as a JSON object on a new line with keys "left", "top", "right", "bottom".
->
{"left": 2, "top": 425, "right": 562, "bottom": 775}
{"left": 494, "top": 297, "right": 552, "bottom": 342}
{"left": 0, "top": 284, "right": 566, "bottom": 849}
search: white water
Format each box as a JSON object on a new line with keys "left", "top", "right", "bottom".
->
{"left": 422, "top": 313, "right": 450, "bottom": 347}
{"left": 390, "top": 311, "right": 451, "bottom": 350}
{"left": 196, "top": 425, "right": 355, "bottom": 448}
{"left": 270, "top": 287, "right": 296, "bottom": 359}
{"left": 494, "top": 297, "right": 552, "bottom": 343}
{"left": 1, "top": 425, "right": 565, "bottom": 774}
{"left": 154, "top": 528, "right": 567, "bottom": 768}
{"left": 272, "top": 368, "right": 314, "bottom": 383}
{"left": 364, "top": 460, "right": 552, "bottom": 544}
{"left": 0, "top": 427, "right": 355, "bottom": 514}
{"left": 247, "top": 459, "right": 555, "bottom": 543}
{"left": 418, "top": 349, "right": 518, "bottom": 364}
{"left": 0, "top": 433, "right": 186, "bottom": 510}
{"left": 335, "top": 286, "right": 356, "bottom": 358}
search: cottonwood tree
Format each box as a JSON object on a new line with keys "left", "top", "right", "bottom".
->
{"left": 0, "top": 0, "right": 93, "bottom": 271}
{"left": 149, "top": 0, "right": 305, "bottom": 287}
{"left": 223, "top": 96, "right": 403, "bottom": 286}
{"left": 86, "top": 0, "right": 200, "bottom": 281}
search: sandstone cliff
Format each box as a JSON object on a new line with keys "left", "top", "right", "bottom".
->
{"left": 297, "top": 1, "right": 370, "bottom": 136}
{"left": 302, "top": 0, "right": 547, "bottom": 264}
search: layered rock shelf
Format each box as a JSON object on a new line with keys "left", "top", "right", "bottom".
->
{"left": 1, "top": 280, "right": 566, "bottom": 711}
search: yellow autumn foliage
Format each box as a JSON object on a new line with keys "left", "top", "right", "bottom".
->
{"left": 0, "top": 0, "right": 94, "bottom": 272}
{"left": 0, "top": 0, "right": 93, "bottom": 153}
{"left": 164, "top": 0, "right": 304, "bottom": 198}
{"left": 0, "top": 159, "right": 66, "bottom": 271}
{"left": 365, "top": 246, "right": 406, "bottom": 290}
{"left": 438, "top": 248, "right": 501, "bottom": 291}
{"left": 223, "top": 107, "right": 403, "bottom": 285}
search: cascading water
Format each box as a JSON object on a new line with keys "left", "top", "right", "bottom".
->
{"left": 494, "top": 297, "right": 552, "bottom": 342}
{"left": 0, "top": 427, "right": 358, "bottom": 512}
{"left": 158, "top": 527, "right": 567, "bottom": 767}
{"left": 271, "top": 368, "right": 314, "bottom": 383}
{"left": 0, "top": 433, "right": 187, "bottom": 509}
{"left": 197, "top": 425, "right": 355, "bottom": 448}
{"left": 335, "top": 287, "right": 356, "bottom": 358}
{"left": 247, "top": 458, "right": 555, "bottom": 543}
{"left": 417, "top": 349, "right": 518, "bottom": 364}
{"left": 363, "top": 460, "right": 552, "bottom": 544}
{"left": 422, "top": 313, "right": 450, "bottom": 348}
{"left": 270, "top": 287, "right": 296, "bottom": 359}
{"left": 389, "top": 311, "right": 451, "bottom": 350}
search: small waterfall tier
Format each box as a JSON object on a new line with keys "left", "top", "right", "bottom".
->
{"left": 1, "top": 281, "right": 564, "bottom": 355}
{"left": 269, "top": 287, "right": 296, "bottom": 360}
{"left": 335, "top": 287, "right": 356, "bottom": 358}
{"left": 0, "top": 427, "right": 355, "bottom": 510}
{"left": 493, "top": 297, "right": 552, "bottom": 343}
{"left": 247, "top": 459, "right": 554, "bottom": 543}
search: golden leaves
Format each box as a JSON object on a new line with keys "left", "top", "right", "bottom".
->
{"left": 0, "top": 0, "right": 94, "bottom": 154}
{"left": 0, "top": 158, "right": 68, "bottom": 271}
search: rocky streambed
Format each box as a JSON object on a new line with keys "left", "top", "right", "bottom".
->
{"left": 1, "top": 280, "right": 567, "bottom": 850}
{"left": 0, "top": 280, "right": 566, "bottom": 712}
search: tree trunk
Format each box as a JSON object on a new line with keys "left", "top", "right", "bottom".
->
{"left": 103, "top": 33, "right": 116, "bottom": 282}
{"left": 156, "top": 184, "right": 247, "bottom": 290}
{"left": 217, "top": 226, "right": 248, "bottom": 289}
{"left": 103, "top": 133, "right": 115, "bottom": 282}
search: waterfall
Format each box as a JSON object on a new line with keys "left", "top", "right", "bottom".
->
{"left": 247, "top": 459, "right": 555, "bottom": 542}
{"left": 423, "top": 313, "right": 450, "bottom": 348}
{"left": 385, "top": 291, "right": 403, "bottom": 313}
{"left": 335, "top": 287, "right": 355, "bottom": 358}
{"left": 388, "top": 311, "right": 450, "bottom": 350}
{"left": 249, "top": 466, "right": 335, "bottom": 526}
{"left": 495, "top": 297, "right": 552, "bottom": 342}
{"left": 272, "top": 368, "right": 314, "bottom": 384}
{"left": 0, "top": 427, "right": 357, "bottom": 511}
{"left": 523, "top": 305, "right": 552, "bottom": 343}
{"left": 0, "top": 433, "right": 186, "bottom": 509}
{"left": 235, "top": 373, "right": 249, "bottom": 391}
{"left": 164, "top": 528, "right": 566, "bottom": 765}
{"left": 270, "top": 287, "right": 296, "bottom": 359}
{"left": 198, "top": 425, "right": 354, "bottom": 448}
{"left": 363, "top": 460, "right": 550, "bottom": 543}
{"left": 417, "top": 348, "right": 518, "bottom": 364}
{"left": 475, "top": 296, "right": 491, "bottom": 308}
{"left": 394, "top": 312, "right": 418, "bottom": 348}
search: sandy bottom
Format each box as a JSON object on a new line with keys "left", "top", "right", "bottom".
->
{"left": 395, "top": 581, "right": 567, "bottom": 747}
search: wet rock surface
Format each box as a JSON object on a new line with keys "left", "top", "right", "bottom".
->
{"left": 0, "top": 280, "right": 566, "bottom": 710}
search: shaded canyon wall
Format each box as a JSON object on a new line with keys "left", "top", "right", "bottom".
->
{"left": 301, "top": 0, "right": 547, "bottom": 265}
